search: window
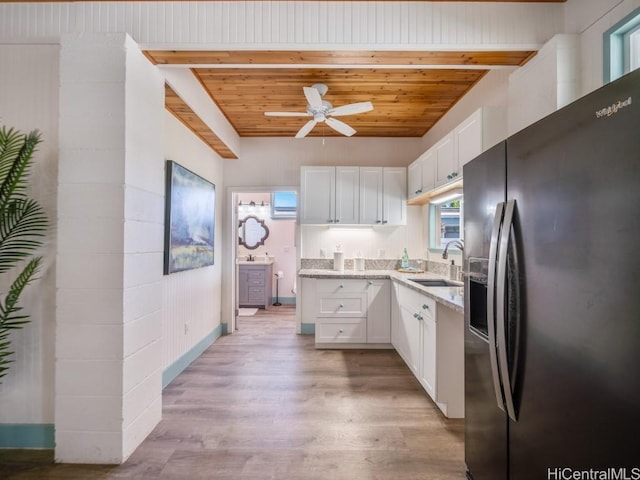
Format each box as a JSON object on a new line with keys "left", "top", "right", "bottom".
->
{"left": 604, "top": 7, "right": 640, "bottom": 83}
{"left": 271, "top": 191, "right": 297, "bottom": 219}
{"left": 429, "top": 190, "right": 464, "bottom": 251}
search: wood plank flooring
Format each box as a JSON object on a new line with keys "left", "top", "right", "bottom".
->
{"left": 0, "top": 305, "right": 465, "bottom": 479}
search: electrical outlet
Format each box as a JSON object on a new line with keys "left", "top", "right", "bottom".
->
{"left": 184, "top": 324, "right": 189, "bottom": 335}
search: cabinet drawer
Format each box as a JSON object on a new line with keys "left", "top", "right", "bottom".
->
{"left": 316, "top": 279, "right": 368, "bottom": 294}
{"left": 316, "top": 294, "right": 367, "bottom": 317}
{"left": 399, "top": 285, "right": 435, "bottom": 319}
{"left": 248, "top": 287, "right": 264, "bottom": 302}
{"left": 315, "top": 318, "right": 367, "bottom": 343}
{"left": 247, "top": 271, "right": 265, "bottom": 285}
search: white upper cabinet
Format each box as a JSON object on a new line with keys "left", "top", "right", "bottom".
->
{"left": 300, "top": 166, "right": 336, "bottom": 224}
{"left": 359, "top": 167, "right": 384, "bottom": 225}
{"left": 434, "top": 132, "right": 457, "bottom": 187}
{"left": 408, "top": 106, "right": 507, "bottom": 202}
{"left": 335, "top": 167, "right": 360, "bottom": 225}
{"left": 455, "top": 106, "right": 507, "bottom": 170}
{"left": 359, "top": 167, "right": 407, "bottom": 226}
{"left": 301, "top": 165, "right": 406, "bottom": 225}
{"left": 300, "top": 166, "right": 358, "bottom": 224}
{"left": 407, "top": 150, "right": 435, "bottom": 201}
{"left": 382, "top": 167, "right": 407, "bottom": 226}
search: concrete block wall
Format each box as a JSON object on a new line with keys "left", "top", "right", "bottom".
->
{"left": 56, "top": 33, "right": 163, "bottom": 464}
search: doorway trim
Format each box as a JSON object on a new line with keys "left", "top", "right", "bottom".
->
{"left": 226, "top": 185, "right": 299, "bottom": 334}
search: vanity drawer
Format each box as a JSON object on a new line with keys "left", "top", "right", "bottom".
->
{"left": 315, "top": 317, "right": 366, "bottom": 343}
{"left": 248, "top": 287, "right": 265, "bottom": 302}
{"left": 247, "top": 271, "right": 265, "bottom": 286}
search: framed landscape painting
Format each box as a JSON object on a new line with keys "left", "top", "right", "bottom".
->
{"left": 164, "top": 160, "right": 216, "bottom": 274}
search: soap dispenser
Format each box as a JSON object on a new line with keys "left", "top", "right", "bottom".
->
{"left": 449, "top": 260, "right": 457, "bottom": 281}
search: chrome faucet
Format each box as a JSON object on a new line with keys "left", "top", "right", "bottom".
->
{"left": 442, "top": 240, "right": 464, "bottom": 260}
{"left": 247, "top": 254, "right": 255, "bottom": 261}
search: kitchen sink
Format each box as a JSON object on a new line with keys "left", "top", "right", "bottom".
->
{"left": 409, "top": 278, "right": 462, "bottom": 287}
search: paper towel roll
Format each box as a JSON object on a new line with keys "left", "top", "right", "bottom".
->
{"left": 333, "top": 251, "right": 345, "bottom": 271}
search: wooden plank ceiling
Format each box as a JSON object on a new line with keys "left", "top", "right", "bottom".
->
{"left": 146, "top": 49, "right": 535, "bottom": 144}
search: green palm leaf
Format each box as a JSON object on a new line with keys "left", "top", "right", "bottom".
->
{"left": 0, "top": 126, "right": 48, "bottom": 384}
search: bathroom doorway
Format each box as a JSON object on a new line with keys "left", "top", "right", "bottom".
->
{"left": 229, "top": 187, "right": 298, "bottom": 333}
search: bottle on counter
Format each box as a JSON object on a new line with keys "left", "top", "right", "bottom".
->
{"left": 401, "top": 248, "right": 410, "bottom": 269}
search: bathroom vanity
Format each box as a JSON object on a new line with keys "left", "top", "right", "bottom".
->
{"left": 238, "top": 260, "right": 274, "bottom": 309}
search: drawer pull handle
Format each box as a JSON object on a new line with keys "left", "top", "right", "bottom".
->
{"left": 413, "top": 313, "right": 419, "bottom": 319}
{"left": 418, "top": 315, "right": 424, "bottom": 321}
{"left": 339, "top": 304, "right": 344, "bottom": 308}
{"left": 422, "top": 304, "right": 430, "bottom": 310}
{"left": 339, "top": 284, "right": 344, "bottom": 288}
{"left": 339, "top": 329, "right": 344, "bottom": 333}
{"left": 368, "top": 281, "right": 373, "bottom": 285}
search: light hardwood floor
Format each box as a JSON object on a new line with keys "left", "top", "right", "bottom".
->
{"left": 0, "top": 305, "right": 465, "bottom": 479}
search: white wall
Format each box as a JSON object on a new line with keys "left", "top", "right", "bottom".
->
{"left": 122, "top": 35, "right": 165, "bottom": 460}
{"left": 163, "top": 112, "right": 224, "bottom": 369}
{"left": 300, "top": 206, "right": 423, "bottom": 262}
{"left": 56, "top": 32, "right": 165, "bottom": 464}
{"left": 0, "top": 44, "right": 59, "bottom": 425}
{"left": 226, "top": 136, "right": 423, "bottom": 188}
{"left": 508, "top": 34, "right": 581, "bottom": 135}
{"left": 419, "top": 69, "right": 511, "bottom": 153}
{"left": 566, "top": 0, "right": 640, "bottom": 96}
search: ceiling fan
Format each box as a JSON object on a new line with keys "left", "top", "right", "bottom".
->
{"left": 264, "top": 83, "right": 373, "bottom": 138}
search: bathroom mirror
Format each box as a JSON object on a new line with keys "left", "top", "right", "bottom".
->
{"left": 238, "top": 215, "right": 269, "bottom": 250}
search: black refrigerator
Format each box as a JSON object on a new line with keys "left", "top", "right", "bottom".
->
{"left": 463, "top": 68, "right": 640, "bottom": 480}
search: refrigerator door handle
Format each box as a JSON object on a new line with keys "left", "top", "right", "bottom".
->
{"left": 487, "top": 201, "right": 506, "bottom": 412}
{"left": 497, "top": 199, "right": 518, "bottom": 422}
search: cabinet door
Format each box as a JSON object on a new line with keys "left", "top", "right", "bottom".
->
{"left": 367, "top": 280, "right": 390, "bottom": 343}
{"left": 400, "top": 305, "right": 421, "bottom": 376}
{"left": 359, "top": 167, "right": 383, "bottom": 224}
{"left": 419, "top": 311, "right": 437, "bottom": 400}
{"left": 335, "top": 167, "right": 360, "bottom": 224}
{"left": 382, "top": 167, "right": 407, "bottom": 226}
{"left": 238, "top": 267, "right": 249, "bottom": 304}
{"left": 407, "top": 159, "right": 423, "bottom": 200}
{"left": 434, "top": 133, "right": 457, "bottom": 187}
{"left": 300, "top": 166, "right": 335, "bottom": 224}
{"left": 421, "top": 149, "right": 435, "bottom": 193}
{"left": 455, "top": 108, "right": 482, "bottom": 169}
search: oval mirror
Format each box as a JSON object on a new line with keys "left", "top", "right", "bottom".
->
{"left": 238, "top": 215, "right": 269, "bottom": 250}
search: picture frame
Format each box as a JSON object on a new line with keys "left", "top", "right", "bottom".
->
{"left": 164, "top": 160, "right": 216, "bottom": 274}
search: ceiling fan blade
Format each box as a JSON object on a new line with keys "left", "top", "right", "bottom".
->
{"left": 328, "top": 101, "right": 374, "bottom": 117}
{"left": 295, "top": 120, "right": 317, "bottom": 139}
{"left": 303, "top": 86, "right": 323, "bottom": 109}
{"left": 325, "top": 117, "right": 356, "bottom": 137}
{"left": 264, "top": 111, "right": 311, "bottom": 117}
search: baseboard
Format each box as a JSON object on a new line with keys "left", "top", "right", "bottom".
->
{"left": 269, "top": 296, "right": 296, "bottom": 305}
{"left": 300, "top": 323, "right": 315, "bottom": 335}
{"left": 162, "top": 324, "right": 223, "bottom": 389}
{"left": 0, "top": 424, "right": 54, "bottom": 449}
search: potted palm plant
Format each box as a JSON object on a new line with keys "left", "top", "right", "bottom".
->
{"left": 0, "top": 126, "right": 47, "bottom": 384}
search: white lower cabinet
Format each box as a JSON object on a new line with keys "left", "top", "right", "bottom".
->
{"left": 311, "top": 279, "right": 391, "bottom": 347}
{"left": 392, "top": 281, "right": 464, "bottom": 418}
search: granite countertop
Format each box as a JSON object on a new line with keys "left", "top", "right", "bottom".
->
{"left": 298, "top": 268, "right": 464, "bottom": 314}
